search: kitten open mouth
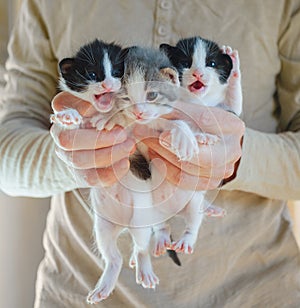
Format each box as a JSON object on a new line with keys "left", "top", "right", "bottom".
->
{"left": 189, "top": 80, "right": 205, "bottom": 93}
{"left": 93, "top": 92, "right": 114, "bottom": 112}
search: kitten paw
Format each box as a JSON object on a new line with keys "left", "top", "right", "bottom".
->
{"left": 222, "top": 45, "right": 240, "bottom": 79}
{"left": 129, "top": 254, "right": 136, "bottom": 269}
{"left": 205, "top": 205, "right": 227, "bottom": 217}
{"left": 168, "top": 121, "right": 199, "bottom": 161}
{"left": 152, "top": 228, "right": 171, "bottom": 257}
{"left": 86, "top": 285, "right": 111, "bottom": 304}
{"left": 171, "top": 232, "right": 197, "bottom": 254}
{"left": 50, "top": 109, "right": 82, "bottom": 129}
{"left": 195, "top": 132, "right": 220, "bottom": 145}
{"left": 136, "top": 268, "right": 159, "bottom": 289}
{"left": 90, "top": 113, "right": 107, "bottom": 131}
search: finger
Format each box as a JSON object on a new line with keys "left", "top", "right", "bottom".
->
{"left": 134, "top": 124, "right": 241, "bottom": 169}
{"left": 149, "top": 150, "right": 221, "bottom": 191}
{"left": 133, "top": 125, "right": 213, "bottom": 175}
{"left": 55, "top": 138, "right": 135, "bottom": 169}
{"left": 146, "top": 139, "right": 235, "bottom": 180}
{"left": 51, "top": 91, "right": 97, "bottom": 117}
{"left": 163, "top": 103, "right": 245, "bottom": 135}
{"left": 74, "top": 158, "right": 130, "bottom": 187}
{"left": 138, "top": 136, "right": 201, "bottom": 176}
{"left": 158, "top": 130, "right": 241, "bottom": 167}
{"left": 50, "top": 125, "right": 128, "bottom": 150}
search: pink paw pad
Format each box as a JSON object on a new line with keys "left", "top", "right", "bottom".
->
{"left": 205, "top": 205, "right": 227, "bottom": 217}
{"left": 50, "top": 109, "right": 82, "bottom": 128}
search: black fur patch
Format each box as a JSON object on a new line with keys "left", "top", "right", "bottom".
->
{"left": 129, "top": 152, "right": 151, "bottom": 180}
{"left": 160, "top": 36, "right": 233, "bottom": 84}
{"left": 59, "top": 39, "right": 126, "bottom": 92}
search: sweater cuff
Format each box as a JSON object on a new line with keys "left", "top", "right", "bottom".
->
{"left": 221, "top": 128, "right": 265, "bottom": 193}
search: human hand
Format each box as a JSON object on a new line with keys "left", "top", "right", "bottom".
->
{"left": 50, "top": 92, "right": 135, "bottom": 187}
{"left": 134, "top": 103, "right": 245, "bottom": 191}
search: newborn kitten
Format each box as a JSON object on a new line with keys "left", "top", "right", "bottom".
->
{"left": 86, "top": 46, "right": 182, "bottom": 304}
{"left": 160, "top": 36, "right": 242, "bottom": 158}
{"left": 156, "top": 36, "right": 243, "bottom": 251}
{"left": 49, "top": 39, "right": 131, "bottom": 303}
{"left": 50, "top": 39, "right": 126, "bottom": 129}
{"left": 115, "top": 46, "right": 209, "bottom": 264}
{"left": 160, "top": 36, "right": 242, "bottom": 116}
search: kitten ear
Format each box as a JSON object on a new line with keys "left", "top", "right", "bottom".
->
{"left": 59, "top": 58, "right": 75, "bottom": 75}
{"left": 159, "top": 43, "right": 175, "bottom": 55}
{"left": 160, "top": 67, "right": 180, "bottom": 86}
{"left": 120, "top": 47, "right": 132, "bottom": 59}
{"left": 121, "top": 46, "right": 138, "bottom": 59}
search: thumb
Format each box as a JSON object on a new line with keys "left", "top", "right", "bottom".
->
{"left": 165, "top": 101, "right": 244, "bottom": 135}
{"left": 51, "top": 91, "right": 97, "bottom": 117}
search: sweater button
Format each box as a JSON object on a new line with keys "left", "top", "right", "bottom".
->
{"left": 160, "top": 1, "right": 171, "bottom": 9}
{"left": 158, "top": 25, "right": 167, "bottom": 36}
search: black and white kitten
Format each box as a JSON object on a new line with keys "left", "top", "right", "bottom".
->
{"left": 50, "top": 39, "right": 126, "bottom": 128}
{"left": 153, "top": 36, "right": 243, "bottom": 253}
{"left": 160, "top": 36, "right": 242, "bottom": 116}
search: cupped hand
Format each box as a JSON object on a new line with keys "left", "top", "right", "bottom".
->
{"left": 134, "top": 103, "right": 245, "bottom": 191}
{"left": 50, "top": 92, "right": 135, "bottom": 187}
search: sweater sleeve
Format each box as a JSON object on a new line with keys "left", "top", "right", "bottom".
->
{"left": 223, "top": 7, "right": 300, "bottom": 200}
{"left": 0, "top": 0, "right": 77, "bottom": 197}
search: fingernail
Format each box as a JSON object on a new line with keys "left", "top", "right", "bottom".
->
{"left": 159, "top": 131, "right": 171, "bottom": 148}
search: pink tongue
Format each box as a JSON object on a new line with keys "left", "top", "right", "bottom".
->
{"left": 94, "top": 93, "right": 113, "bottom": 111}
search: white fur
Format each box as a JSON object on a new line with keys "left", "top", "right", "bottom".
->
{"left": 181, "top": 40, "right": 227, "bottom": 106}
{"left": 151, "top": 42, "right": 243, "bottom": 259}
{"left": 52, "top": 51, "right": 122, "bottom": 129}
{"left": 52, "top": 44, "right": 243, "bottom": 303}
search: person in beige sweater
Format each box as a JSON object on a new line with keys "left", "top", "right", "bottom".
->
{"left": 0, "top": 0, "right": 299, "bottom": 307}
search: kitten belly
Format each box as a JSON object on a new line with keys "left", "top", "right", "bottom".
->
{"left": 150, "top": 163, "right": 196, "bottom": 222}
{"left": 90, "top": 183, "right": 134, "bottom": 227}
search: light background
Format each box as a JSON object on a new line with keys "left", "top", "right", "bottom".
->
{"left": 0, "top": 1, "right": 299, "bottom": 308}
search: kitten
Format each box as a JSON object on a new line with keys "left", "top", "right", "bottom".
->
{"left": 50, "top": 39, "right": 126, "bottom": 129}
{"left": 156, "top": 36, "right": 242, "bottom": 252}
{"left": 160, "top": 36, "right": 242, "bottom": 116}
{"left": 114, "top": 46, "right": 209, "bottom": 263}
{"left": 51, "top": 40, "right": 182, "bottom": 303}
{"left": 86, "top": 46, "right": 182, "bottom": 304}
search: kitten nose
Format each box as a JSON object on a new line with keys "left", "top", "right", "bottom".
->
{"left": 133, "top": 110, "right": 143, "bottom": 119}
{"left": 192, "top": 70, "right": 203, "bottom": 80}
{"left": 102, "top": 80, "right": 113, "bottom": 91}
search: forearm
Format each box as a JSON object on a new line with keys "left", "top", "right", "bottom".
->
{"left": 0, "top": 121, "right": 77, "bottom": 197}
{"left": 222, "top": 128, "right": 300, "bottom": 200}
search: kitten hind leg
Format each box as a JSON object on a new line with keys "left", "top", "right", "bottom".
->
{"left": 152, "top": 223, "right": 171, "bottom": 257}
{"left": 87, "top": 216, "right": 123, "bottom": 304}
{"left": 129, "top": 227, "right": 159, "bottom": 289}
{"left": 172, "top": 192, "right": 205, "bottom": 254}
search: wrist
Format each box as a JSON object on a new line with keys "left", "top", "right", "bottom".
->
{"left": 222, "top": 135, "right": 243, "bottom": 185}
